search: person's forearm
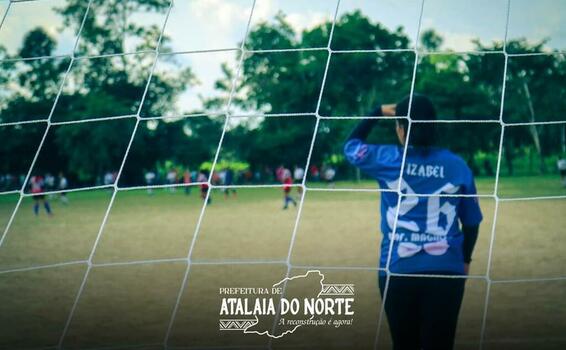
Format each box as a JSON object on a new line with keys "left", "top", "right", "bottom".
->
{"left": 346, "top": 105, "right": 383, "bottom": 141}
{"left": 462, "top": 225, "right": 479, "bottom": 263}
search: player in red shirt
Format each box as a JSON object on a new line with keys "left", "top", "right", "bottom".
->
{"left": 282, "top": 169, "right": 297, "bottom": 210}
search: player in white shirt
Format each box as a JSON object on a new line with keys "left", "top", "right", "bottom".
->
{"left": 103, "top": 172, "right": 114, "bottom": 186}
{"left": 293, "top": 166, "right": 304, "bottom": 194}
{"left": 145, "top": 170, "right": 156, "bottom": 195}
{"left": 58, "top": 172, "right": 69, "bottom": 204}
{"left": 324, "top": 166, "right": 336, "bottom": 188}
{"left": 45, "top": 173, "right": 55, "bottom": 191}
{"left": 167, "top": 169, "right": 178, "bottom": 192}
{"left": 293, "top": 166, "right": 304, "bottom": 182}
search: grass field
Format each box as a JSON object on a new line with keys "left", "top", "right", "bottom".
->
{"left": 0, "top": 176, "right": 565, "bottom": 349}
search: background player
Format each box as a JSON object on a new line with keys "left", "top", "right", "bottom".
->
{"left": 30, "top": 175, "right": 53, "bottom": 216}
{"left": 323, "top": 165, "right": 336, "bottom": 188}
{"left": 223, "top": 167, "right": 237, "bottom": 199}
{"left": 293, "top": 165, "right": 304, "bottom": 194}
{"left": 145, "top": 170, "right": 156, "bottom": 195}
{"left": 58, "top": 172, "right": 69, "bottom": 204}
{"left": 183, "top": 168, "right": 192, "bottom": 195}
{"left": 198, "top": 170, "right": 211, "bottom": 205}
{"left": 344, "top": 94, "right": 482, "bottom": 350}
{"left": 282, "top": 169, "right": 297, "bottom": 210}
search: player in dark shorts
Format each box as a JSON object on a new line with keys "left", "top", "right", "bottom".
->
{"left": 223, "top": 167, "right": 237, "bottom": 199}
{"left": 344, "top": 94, "right": 482, "bottom": 350}
{"left": 30, "top": 175, "right": 52, "bottom": 216}
{"left": 198, "top": 170, "right": 211, "bottom": 205}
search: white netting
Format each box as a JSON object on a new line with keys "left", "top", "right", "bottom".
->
{"left": 0, "top": 0, "right": 565, "bottom": 349}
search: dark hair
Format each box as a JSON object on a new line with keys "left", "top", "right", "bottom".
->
{"left": 395, "top": 94, "right": 437, "bottom": 149}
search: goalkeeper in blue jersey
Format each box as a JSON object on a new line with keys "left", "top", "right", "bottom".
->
{"left": 344, "top": 94, "right": 482, "bottom": 350}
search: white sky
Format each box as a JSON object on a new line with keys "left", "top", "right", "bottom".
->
{"left": 146, "top": 50, "right": 239, "bottom": 116}
{"left": 0, "top": 0, "right": 76, "bottom": 56}
{"left": 0, "top": 0, "right": 565, "bottom": 114}
{"left": 335, "top": 0, "right": 422, "bottom": 48}
{"left": 163, "top": 0, "right": 252, "bottom": 52}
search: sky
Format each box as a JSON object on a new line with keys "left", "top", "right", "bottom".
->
{"left": 0, "top": 0, "right": 565, "bottom": 115}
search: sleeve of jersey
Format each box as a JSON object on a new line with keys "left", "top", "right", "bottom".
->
{"left": 458, "top": 171, "right": 483, "bottom": 226}
{"left": 343, "top": 139, "right": 401, "bottom": 180}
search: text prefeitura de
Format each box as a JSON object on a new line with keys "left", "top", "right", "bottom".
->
{"left": 220, "top": 297, "right": 354, "bottom": 316}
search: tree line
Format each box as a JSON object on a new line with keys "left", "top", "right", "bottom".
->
{"left": 1, "top": 1, "right": 565, "bottom": 189}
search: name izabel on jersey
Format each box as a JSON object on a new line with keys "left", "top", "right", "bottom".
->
{"left": 405, "top": 163, "right": 445, "bottom": 178}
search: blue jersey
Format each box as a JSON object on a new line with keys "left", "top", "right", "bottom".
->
{"left": 344, "top": 139, "right": 483, "bottom": 275}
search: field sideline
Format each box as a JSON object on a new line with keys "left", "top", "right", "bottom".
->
{"left": 0, "top": 176, "right": 565, "bottom": 349}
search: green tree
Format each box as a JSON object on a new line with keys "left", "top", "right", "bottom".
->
{"left": 477, "top": 39, "right": 566, "bottom": 174}
{"left": 0, "top": 0, "right": 195, "bottom": 185}
{"left": 211, "top": 11, "right": 415, "bottom": 170}
{"left": 58, "top": 0, "right": 170, "bottom": 55}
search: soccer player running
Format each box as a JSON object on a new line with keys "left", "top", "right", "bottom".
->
{"left": 344, "top": 94, "right": 482, "bottom": 350}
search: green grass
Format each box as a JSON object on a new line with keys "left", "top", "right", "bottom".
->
{"left": 0, "top": 176, "right": 565, "bottom": 349}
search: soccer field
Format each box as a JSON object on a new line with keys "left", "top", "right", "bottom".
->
{"left": 0, "top": 176, "right": 565, "bottom": 350}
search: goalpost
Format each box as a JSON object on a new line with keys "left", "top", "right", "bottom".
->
{"left": 0, "top": 0, "right": 565, "bottom": 349}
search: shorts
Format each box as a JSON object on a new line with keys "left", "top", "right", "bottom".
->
{"left": 378, "top": 273, "right": 465, "bottom": 350}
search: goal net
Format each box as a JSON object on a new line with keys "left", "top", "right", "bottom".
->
{"left": 0, "top": 0, "right": 565, "bottom": 349}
